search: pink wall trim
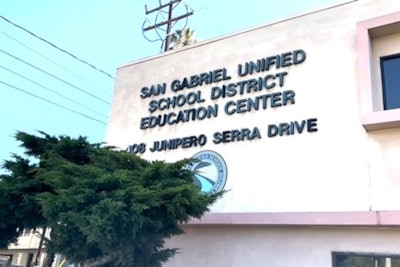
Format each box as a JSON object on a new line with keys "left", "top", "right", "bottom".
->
{"left": 362, "top": 109, "right": 400, "bottom": 131}
{"left": 357, "top": 12, "right": 400, "bottom": 131}
{"left": 188, "top": 211, "right": 400, "bottom": 226}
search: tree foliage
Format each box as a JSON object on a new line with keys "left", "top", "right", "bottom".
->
{"left": 169, "top": 28, "right": 196, "bottom": 49}
{"left": 0, "top": 131, "right": 222, "bottom": 267}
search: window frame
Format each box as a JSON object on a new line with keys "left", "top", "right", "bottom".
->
{"left": 332, "top": 251, "right": 400, "bottom": 267}
{"left": 357, "top": 11, "right": 400, "bottom": 131}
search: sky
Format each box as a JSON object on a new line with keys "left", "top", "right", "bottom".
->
{"left": 0, "top": 0, "right": 341, "bottom": 167}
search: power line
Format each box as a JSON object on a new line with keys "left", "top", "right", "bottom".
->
{"left": 0, "top": 14, "right": 115, "bottom": 80}
{"left": 143, "top": 0, "right": 194, "bottom": 51}
{"left": 0, "top": 65, "right": 108, "bottom": 119}
{"left": 0, "top": 49, "right": 110, "bottom": 105}
{"left": 0, "top": 80, "right": 107, "bottom": 125}
{"left": 0, "top": 29, "right": 112, "bottom": 98}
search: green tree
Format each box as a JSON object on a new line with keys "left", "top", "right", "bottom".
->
{"left": 0, "top": 131, "right": 223, "bottom": 267}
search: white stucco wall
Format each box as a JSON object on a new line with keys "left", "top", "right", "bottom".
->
{"left": 106, "top": 0, "right": 400, "bottom": 213}
{"left": 105, "top": 1, "right": 400, "bottom": 266}
{"left": 164, "top": 225, "right": 400, "bottom": 267}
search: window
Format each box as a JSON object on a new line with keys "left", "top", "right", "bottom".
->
{"left": 381, "top": 53, "right": 400, "bottom": 110}
{"left": 332, "top": 252, "right": 400, "bottom": 267}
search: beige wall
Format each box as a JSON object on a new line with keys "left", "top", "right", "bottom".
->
{"left": 8, "top": 233, "right": 40, "bottom": 250}
{"left": 164, "top": 225, "right": 400, "bottom": 267}
{"left": 106, "top": 0, "right": 400, "bottom": 213}
{"left": 103, "top": 0, "right": 400, "bottom": 266}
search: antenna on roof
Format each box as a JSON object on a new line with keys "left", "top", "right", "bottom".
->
{"left": 142, "top": 0, "right": 193, "bottom": 51}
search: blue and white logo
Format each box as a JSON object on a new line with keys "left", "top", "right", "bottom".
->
{"left": 190, "top": 150, "right": 227, "bottom": 194}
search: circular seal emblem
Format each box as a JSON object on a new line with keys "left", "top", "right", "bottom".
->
{"left": 190, "top": 150, "right": 227, "bottom": 194}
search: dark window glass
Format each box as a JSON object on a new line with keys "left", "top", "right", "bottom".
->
{"left": 333, "top": 252, "right": 400, "bottom": 267}
{"left": 381, "top": 53, "right": 400, "bottom": 110}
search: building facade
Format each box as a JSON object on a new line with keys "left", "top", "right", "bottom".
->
{"left": 0, "top": 230, "right": 45, "bottom": 267}
{"left": 105, "top": 0, "right": 400, "bottom": 266}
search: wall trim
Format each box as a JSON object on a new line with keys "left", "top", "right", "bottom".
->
{"left": 188, "top": 211, "right": 400, "bottom": 226}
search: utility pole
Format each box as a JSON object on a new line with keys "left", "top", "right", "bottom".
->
{"left": 143, "top": 0, "right": 193, "bottom": 51}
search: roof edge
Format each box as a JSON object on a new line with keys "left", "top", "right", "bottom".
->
{"left": 117, "top": 0, "right": 357, "bottom": 69}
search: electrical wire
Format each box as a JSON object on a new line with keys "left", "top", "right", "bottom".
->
{"left": 0, "top": 29, "right": 112, "bottom": 98}
{"left": 142, "top": 0, "right": 193, "bottom": 52}
{"left": 0, "top": 14, "right": 115, "bottom": 80}
{"left": 0, "top": 65, "right": 108, "bottom": 119}
{"left": 142, "top": 18, "right": 164, "bottom": 43}
{"left": 0, "top": 80, "right": 107, "bottom": 125}
{"left": 154, "top": 11, "right": 168, "bottom": 51}
{"left": 0, "top": 14, "right": 113, "bottom": 127}
{"left": 0, "top": 49, "right": 110, "bottom": 105}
